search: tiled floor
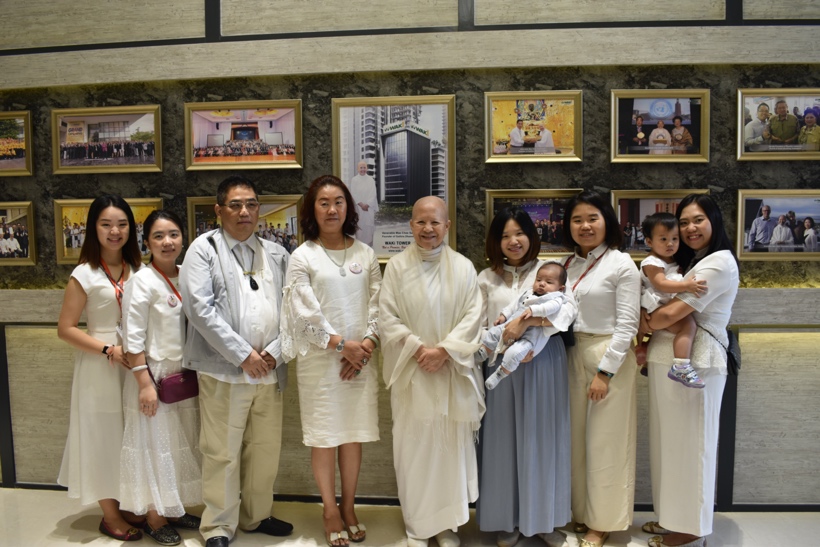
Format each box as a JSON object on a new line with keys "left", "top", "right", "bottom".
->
{"left": 0, "top": 488, "right": 817, "bottom": 546}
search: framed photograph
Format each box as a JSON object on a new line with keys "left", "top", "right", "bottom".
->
{"left": 611, "top": 189, "right": 710, "bottom": 260}
{"left": 485, "top": 189, "right": 582, "bottom": 259}
{"left": 184, "top": 100, "right": 303, "bottom": 170}
{"left": 51, "top": 106, "right": 162, "bottom": 175}
{"left": 737, "top": 89, "right": 820, "bottom": 161}
{"left": 737, "top": 189, "right": 820, "bottom": 261}
{"left": 54, "top": 198, "right": 163, "bottom": 265}
{"left": 0, "top": 201, "right": 36, "bottom": 266}
{"left": 484, "top": 91, "right": 583, "bottom": 163}
{"left": 186, "top": 195, "right": 302, "bottom": 253}
{"left": 332, "top": 95, "right": 456, "bottom": 260}
{"left": 611, "top": 89, "right": 710, "bottom": 163}
{"left": 0, "top": 111, "right": 33, "bottom": 177}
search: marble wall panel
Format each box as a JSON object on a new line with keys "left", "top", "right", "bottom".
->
{"left": 744, "top": 0, "right": 820, "bottom": 20}
{"left": 0, "top": 0, "right": 204, "bottom": 51}
{"left": 221, "top": 0, "right": 458, "bottom": 36}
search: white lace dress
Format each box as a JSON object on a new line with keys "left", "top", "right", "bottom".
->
{"left": 639, "top": 254, "right": 683, "bottom": 313}
{"left": 281, "top": 239, "right": 381, "bottom": 447}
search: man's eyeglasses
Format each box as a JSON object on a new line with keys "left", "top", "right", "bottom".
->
{"left": 222, "top": 200, "right": 260, "bottom": 212}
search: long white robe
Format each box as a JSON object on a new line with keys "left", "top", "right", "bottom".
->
{"left": 380, "top": 244, "right": 484, "bottom": 539}
{"left": 349, "top": 173, "right": 379, "bottom": 246}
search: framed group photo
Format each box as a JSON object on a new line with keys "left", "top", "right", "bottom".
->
{"left": 54, "top": 198, "right": 163, "bottom": 265}
{"left": 51, "top": 106, "right": 162, "bottom": 175}
{"left": 611, "top": 89, "right": 710, "bottom": 163}
{"left": 332, "top": 95, "right": 456, "bottom": 260}
{"left": 485, "top": 189, "right": 582, "bottom": 258}
{"left": 737, "top": 189, "right": 820, "bottom": 261}
{"left": 0, "top": 201, "right": 36, "bottom": 266}
{"left": 184, "top": 100, "right": 303, "bottom": 170}
{"left": 484, "top": 91, "right": 583, "bottom": 163}
{"left": 0, "top": 111, "right": 32, "bottom": 177}
{"left": 611, "top": 189, "right": 709, "bottom": 260}
{"left": 186, "top": 195, "right": 302, "bottom": 253}
{"left": 737, "top": 88, "right": 820, "bottom": 161}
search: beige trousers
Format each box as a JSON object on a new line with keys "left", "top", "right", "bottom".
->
{"left": 198, "top": 375, "right": 283, "bottom": 540}
{"left": 568, "top": 333, "right": 637, "bottom": 532}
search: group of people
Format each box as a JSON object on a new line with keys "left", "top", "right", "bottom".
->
{"left": 258, "top": 222, "right": 299, "bottom": 253}
{"left": 0, "top": 137, "right": 25, "bottom": 162}
{"left": 60, "top": 140, "right": 156, "bottom": 162}
{"left": 628, "top": 116, "right": 694, "bottom": 155}
{"left": 621, "top": 221, "right": 647, "bottom": 250}
{"left": 0, "top": 222, "right": 28, "bottom": 258}
{"left": 744, "top": 100, "right": 820, "bottom": 152}
{"left": 56, "top": 176, "right": 739, "bottom": 547}
{"left": 534, "top": 218, "right": 564, "bottom": 247}
{"left": 746, "top": 205, "right": 818, "bottom": 252}
{"left": 193, "top": 140, "right": 295, "bottom": 159}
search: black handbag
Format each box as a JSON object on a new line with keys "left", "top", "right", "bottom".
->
{"left": 559, "top": 322, "right": 576, "bottom": 348}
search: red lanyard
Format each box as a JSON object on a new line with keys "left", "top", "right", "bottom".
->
{"left": 564, "top": 248, "right": 608, "bottom": 292}
{"left": 100, "top": 260, "right": 126, "bottom": 313}
{"left": 151, "top": 262, "right": 182, "bottom": 302}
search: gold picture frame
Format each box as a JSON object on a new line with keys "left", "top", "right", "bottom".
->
{"left": 0, "top": 201, "right": 36, "bottom": 266}
{"left": 611, "top": 89, "right": 710, "bottom": 163}
{"left": 0, "top": 111, "right": 33, "bottom": 177}
{"left": 184, "top": 100, "right": 303, "bottom": 170}
{"left": 737, "top": 189, "right": 820, "bottom": 261}
{"left": 485, "top": 189, "right": 582, "bottom": 259}
{"left": 51, "top": 105, "right": 162, "bottom": 175}
{"left": 484, "top": 90, "right": 583, "bottom": 163}
{"left": 332, "top": 95, "right": 456, "bottom": 261}
{"left": 737, "top": 89, "right": 820, "bottom": 161}
{"left": 54, "top": 198, "right": 163, "bottom": 265}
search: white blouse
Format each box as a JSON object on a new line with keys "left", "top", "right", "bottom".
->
{"left": 677, "top": 250, "right": 739, "bottom": 347}
{"left": 122, "top": 265, "right": 185, "bottom": 362}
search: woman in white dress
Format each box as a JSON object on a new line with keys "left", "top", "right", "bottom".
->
{"left": 120, "top": 210, "right": 202, "bottom": 546}
{"left": 282, "top": 175, "right": 381, "bottom": 547}
{"left": 57, "top": 195, "right": 144, "bottom": 541}
{"left": 803, "top": 217, "right": 818, "bottom": 252}
{"left": 649, "top": 120, "right": 672, "bottom": 155}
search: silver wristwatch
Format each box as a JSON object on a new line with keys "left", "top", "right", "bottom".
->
{"left": 335, "top": 338, "right": 345, "bottom": 352}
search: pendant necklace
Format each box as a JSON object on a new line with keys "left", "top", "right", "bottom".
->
{"left": 318, "top": 236, "right": 347, "bottom": 277}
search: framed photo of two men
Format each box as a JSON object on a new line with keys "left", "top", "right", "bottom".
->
{"left": 737, "top": 89, "right": 820, "bottom": 161}
{"left": 611, "top": 89, "right": 710, "bottom": 163}
{"left": 737, "top": 189, "right": 820, "bottom": 262}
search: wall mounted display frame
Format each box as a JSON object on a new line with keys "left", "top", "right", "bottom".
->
{"left": 737, "top": 189, "right": 820, "bottom": 261}
{"left": 737, "top": 88, "right": 820, "bottom": 161}
{"left": 54, "top": 198, "right": 163, "bottom": 265}
{"left": 186, "top": 195, "right": 302, "bottom": 253}
{"left": 332, "top": 95, "right": 456, "bottom": 261}
{"left": 184, "top": 100, "right": 303, "bottom": 171}
{"left": 611, "top": 189, "right": 710, "bottom": 261}
{"left": 611, "top": 89, "right": 710, "bottom": 163}
{"left": 0, "top": 111, "right": 33, "bottom": 177}
{"left": 484, "top": 91, "right": 583, "bottom": 163}
{"left": 485, "top": 189, "right": 582, "bottom": 259}
{"left": 51, "top": 105, "right": 162, "bottom": 175}
{"left": 0, "top": 201, "right": 36, "bottom": 266}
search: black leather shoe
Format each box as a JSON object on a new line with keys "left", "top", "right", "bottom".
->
{"left": 169, "top": 513, "right": 201, "bottom": 530}
{"left": 246, "top": 516, "right": 293, "bottom": 536}
{"left": 205, "top": 536, "right": 229, "bottom": 547}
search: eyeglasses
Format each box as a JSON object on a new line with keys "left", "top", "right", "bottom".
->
{"left": 222, "top": 200, "right": 260, "bottom": 212}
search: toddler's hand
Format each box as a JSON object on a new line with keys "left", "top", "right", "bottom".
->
{"left": 493, "top": 313, "right": 507, "bottom": 326}
{"left": 684, "top": 276, "right": 707, "bottom": 297}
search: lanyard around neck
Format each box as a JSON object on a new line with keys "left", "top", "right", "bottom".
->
{"left": 100, "top": 260, "right": 126, "bottom": 313}
{"left": 564, "top": 248, "right": 608, "bottom": 292}
{"left": 151, "top": 262, "right": 181, "bottom": 302}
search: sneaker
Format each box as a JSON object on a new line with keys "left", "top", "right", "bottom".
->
{"left": 668, "top": 363, "right": 705, "bottom": 388}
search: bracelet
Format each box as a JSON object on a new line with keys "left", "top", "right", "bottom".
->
{"left": 597, "top": 369, "right": 614, "bottom": 379}
{"left": 364, "top": 335, "right": 380, "bottom": 348}
{"left": 541, "top": 317, "right": 546, "bottom": 327}
{"left": 131, "top": 365, "right": 148, "bottom": 372}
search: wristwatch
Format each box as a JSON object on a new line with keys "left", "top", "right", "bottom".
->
{"left": 597, "top": 369, "right": 614, "bottom": 379}
{"left": 335, "top": 338, "right": 345, "bottom": 353}
{"left": 101, "top": 345, "right": 111, "bottom": 355}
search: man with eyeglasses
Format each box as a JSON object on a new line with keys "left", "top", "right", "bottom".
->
{"left": 180, "top": 175, "right": 292, "bottom": 547}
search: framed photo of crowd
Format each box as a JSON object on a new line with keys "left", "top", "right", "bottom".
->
{"left": 332, "top": 95, "right": 456, "bottom": 261}
{"left": 485, "top": 189, "right": 582, "bottom": 259}
{"left": 54, "top": 198, "right": 163, "bottom": 265}
{"left": 0, "top": 111, "right": 32, "bottom": 177}
{"left": 737, "top": 89, "right": 820, "bottom": 161}
{"left": 186, "top": 195, "right": 302, "bottom": 253}
{"left": 611, "top": 189, "right": 710, "bottom": 261}
{"left": 51, "top": 106, "right": 162, "bottom": 175}
{"left": 736, "top": 189, "right": 820, "bottom": 261}
{"left": 184, "top": 100, "right": 303, "bottom": 171}
{"left": 0, "top": 201, "right": 36, "bottom": 266}
{"left": 611, "top": 89, "right": 710, "bottom": 163}
{"left": 484, "top": 91, "right": 583, "bottom": 163}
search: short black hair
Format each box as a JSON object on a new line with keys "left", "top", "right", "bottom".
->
{"left": 217, "top": 175, "right": 258, "bottom": 206}
{"left": 673, "top": 115, "right": 683, "bottom": 123}
{"left": 537, "top": 261, "right": 567, "bottom": 287}
{"left": 642, "top": 212, "right": 678, "bottom": 241}
{"left": 142, "top": 209, "right": 185, "bottom": 260}
{"left": 485, "top": 207, "right": 541, "bottom": 271}
{"left": 562, "top": 190, "right": 622, "bottom": 250}
{"left": 757, "top": 102, "right": 770, "bottom": 112}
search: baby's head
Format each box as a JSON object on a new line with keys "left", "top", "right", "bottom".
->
{"left": 641, "top": 212, "right": 680, "bottom": 259}
{"left": 533, "top": 262, "right": 567, "bottom": 296}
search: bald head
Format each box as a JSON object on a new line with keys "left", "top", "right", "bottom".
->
{"left": 410, "top": 196, "right": 450, "bottom": 250}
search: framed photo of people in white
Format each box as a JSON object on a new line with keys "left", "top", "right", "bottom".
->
{"left": 485, "top": 189, "right": 582, "bottom": 259}
{"left": 54, "top": 198, "right": 163, "bottom": 265}
{"left": 611, "top": 189, "right": 710, "bottom": 261}
{"left": 51, "top": 106, "right": 162, "bottom": 174}
{"left": 0, "top": 201, "right": 36, "bottom": 266}
{"left": 332, "top": 95, "right": 456, "bottom": 261}
{"left": 186, "top": 195, "right": 302, "bottom": 253}
{"left": 0, "top": 111, "right": 32, "bottom": 177}
{"left": 737, "top": 189, "right": 820, "bottom": 261}
{"left": 611, "top": 89, "right": 710, "bottom": 163}
{"left": 184, "top": 100, "right": 303, "bottom": 170}
{"left": 737, "top": 89, "right": 820, "bottom": 161}
{"left": 484, "top": 91, "right": 583, "bottom": 163}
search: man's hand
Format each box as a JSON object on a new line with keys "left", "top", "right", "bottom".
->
{"left": 240, "top": 349, "right": 269, "bottom": 379}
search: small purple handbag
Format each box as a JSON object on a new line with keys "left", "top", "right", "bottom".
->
{"left": 148, "top": 367, "right": 199, "bottom": 404}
